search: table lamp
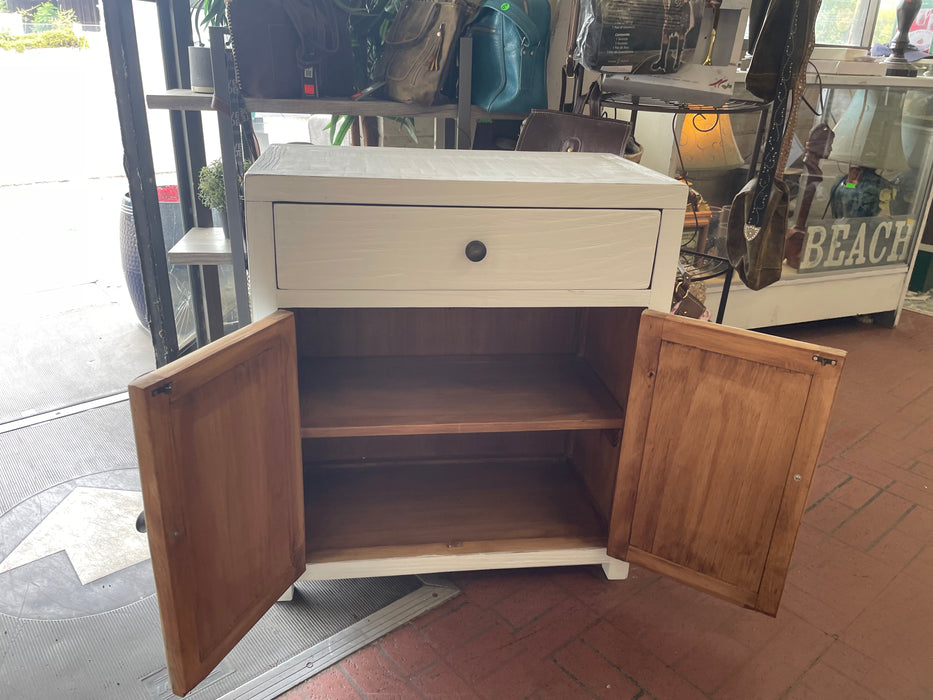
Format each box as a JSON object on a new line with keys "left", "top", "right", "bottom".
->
{"left": 678, "top": 112, "right": 746, "bottom": 206}
{"left": 828, "top": 89, "right": 908, "bottom": 218}
{"left": 885, "top": 0, "right": 923, "bottom": 77}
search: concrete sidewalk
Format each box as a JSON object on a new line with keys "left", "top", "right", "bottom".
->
{"left": 0, "top": 3, "right": 180, "bottom": 421}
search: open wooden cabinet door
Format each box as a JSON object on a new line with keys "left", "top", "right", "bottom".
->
{"left": 129, "top": 311, "right": 305, "bottom": 696}
{"left": 608, "top": 310, "right": 845, "bottom": 616}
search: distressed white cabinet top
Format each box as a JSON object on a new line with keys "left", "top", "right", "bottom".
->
{"left": 245, "top": 144, "right": 687, "bottom": 209}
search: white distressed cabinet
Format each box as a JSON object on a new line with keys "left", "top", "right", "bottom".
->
{"left": 129, "top": 145, "right": 845, "bottom": 695}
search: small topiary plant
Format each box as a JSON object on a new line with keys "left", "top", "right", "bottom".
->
{"left": 198, "top": 158, "right": 251, "bottom": 211}
{"left": 197, "top": 159, "right": 227, "bottom": 211}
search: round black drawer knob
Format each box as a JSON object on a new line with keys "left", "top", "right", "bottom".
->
{"left": 465, "top": 240, "right": 487, "bottom": 262}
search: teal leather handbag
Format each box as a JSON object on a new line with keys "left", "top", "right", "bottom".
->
{"left": 466, "top": 0, "right": 550, "bottom": 114}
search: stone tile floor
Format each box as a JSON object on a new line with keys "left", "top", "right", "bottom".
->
{"left": 281, "top": 310, "right": 933, "bottom": 700}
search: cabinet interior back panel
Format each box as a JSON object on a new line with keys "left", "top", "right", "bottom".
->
{"left": 273, "top": 205, "right": 661, "bottom": 291}
{"left": 293, "top": 308, "right": 585, "bottom": 357}
{"left": 303, "top": 459, "right": 608, "bottom": 561}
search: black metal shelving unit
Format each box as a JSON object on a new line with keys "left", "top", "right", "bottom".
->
{"left": 103, "top": 2, "right": 491, "bottom": 362}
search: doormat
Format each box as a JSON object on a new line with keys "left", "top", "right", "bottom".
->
{"left": 0, "top": 402, "right": 459, "bottom": 700}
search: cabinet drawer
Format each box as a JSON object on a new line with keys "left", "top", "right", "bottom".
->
{"left": 273, "top": 204, "right": 660, "bottom": 292}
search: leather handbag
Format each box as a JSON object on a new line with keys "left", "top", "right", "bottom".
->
{"left": 466, "top": 0, "right": 550, "bottom": 114}
{"left": 671, "top": 264, "right": 711, "bottom": 320}
{"left": 727, "top": 177, "right": 790, "bottom": 290}
{"left": 282, "top": 0, "right": 355, "bottom": 98}
{"left": 227, "top": 0, "right": 303, "bottom": 98}
{"left": 383, "top": 0, "right": 480, "bottom": 105}
{"left": 515, "top": 81, "right": 632, "bottom": 155}
{"left": 746, "top": 0, "right": 819, "bottom": 102}
{"left": 726, "top": 0, "right": 818, "bottom": 289}
{"left": 227, "top": 0, "right": 355, "bottom": 99}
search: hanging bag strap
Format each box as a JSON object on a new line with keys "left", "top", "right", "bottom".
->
{"left": 559, "top": 0, "right": 583, "bottom": 110}
{"left": 745, "top": 0, "right": 818, "bottom": 228}
{"left": 572, "top": 79, "right": 602, "bottom": 117}
{"left": 745, "top": 0, "right": 800, "bottom": 228}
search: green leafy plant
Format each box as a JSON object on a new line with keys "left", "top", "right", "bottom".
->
{"left": 0, "top": 2, "right": 10, "bottom": 13}
{"left": 325, "top": 114, "right": 417, "bottom": 146}
{"left": 190, "top": 0, "right": 226, "bottom": 46}
{"left": 0, "top": 26, "right": 88, "bottom": 52}
{"left": 32, "top": 1, "right": 59, "bottom": 25}
{"left": 325, "top": 0, "right": 415, "bottom": 146}
{"left": 198, "top": 158, "right": 251, "bottom": 210}
{"left": 197, "top": 159, "right": 227, "bottom": 210}
{"left": 200, "top": 0, "right": 226, "bottom": 29}
{"left": 2, "top": 1, "right": 85, "bottom": 51}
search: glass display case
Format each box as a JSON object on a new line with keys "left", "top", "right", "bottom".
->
{"left": 627, "top": 73, "right": 933, "bottom": 329}
{"left": 711, "top": 75, "right": 933, "bottom": 328}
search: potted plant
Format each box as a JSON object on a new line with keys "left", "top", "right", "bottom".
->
{"left": 189, "top": 0, "right": 226, "bottom": 94}
{"left": 119, "top": 185, "right": 196, "bottom": 341}
{"left": 197, "top": 158, "right": 229, "bottom": 235}
{"left": 199, "top": 158, "right": 251, "bottom": 237}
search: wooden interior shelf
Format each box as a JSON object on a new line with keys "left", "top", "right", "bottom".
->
{"left": 304, "top": 459, "right": 608, "bottom": 562}
{"left": 298, "top": 354, "right": 625, "bottom": 438}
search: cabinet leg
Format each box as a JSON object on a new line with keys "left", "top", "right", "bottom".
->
{"left": 278, "top": 585, "right": 295, "bottom": 602}
{"left": 601, "top": 559, "right": 630, "bottom": 581}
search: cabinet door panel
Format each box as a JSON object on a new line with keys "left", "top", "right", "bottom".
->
{"left": 609, "top": 311, "right": 844, "bottom": 615}
{"left": 129, "top": 311, "right": 304, "bottom": 696}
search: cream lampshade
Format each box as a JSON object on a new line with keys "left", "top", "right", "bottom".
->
{"left": 829, "top": 89, "right": 908, "bottom": 172}
{"left": 678, "top": 112, "right": 746, "bottom": 206}
{"left": 679, "top": 112, "right": 745, "bottom": 170}
{"left": 828, "top": 88, "right": 908, "bottom": 218}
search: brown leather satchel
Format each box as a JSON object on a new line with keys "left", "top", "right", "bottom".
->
{"left": 515, "top": 81, "right": 633, "bottom": 156}
{"left": 383, "top": 0, "right": 479, "bottom": 105}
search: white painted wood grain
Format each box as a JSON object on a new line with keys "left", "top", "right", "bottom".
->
{"left": 706, "top": 265, "right": 908, "bottom": 329}
{"left": 246, "top": 202, "right": 277, "bottom": 319}
{"left": 271, "top": 288, "right": 657, "bottom": 308}
{"left": 298, "top": 548, "right": 629, "bottom": 581}
{"left": 273, "top": 204, "right": 661, "bottom": 292}
{"left": 166, "top": 227, "right": 231, "bottom": 265}
{"left": 245, "top": 145, "right": 687, "bottom": 209}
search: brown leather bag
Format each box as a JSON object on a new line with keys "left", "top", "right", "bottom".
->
{"left": 515, "top": 81, "right": 633, "bottom": 156}
{"left": 383, "top": 0, "right": 479, "bottom": 105}
{"left": 727, "top": 177, "right": 790, "bottom": 290}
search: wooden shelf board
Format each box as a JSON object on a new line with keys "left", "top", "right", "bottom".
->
{"left": 147, "top": 89, "right": 214, "bottom": 111}
{"left": 304, "top": 459, "right": 608, "bottom": 560}
{"left": 146, "top": 89, "right": 460, "bottom": 118}
{"left": 298, "top": 354, "right": 624, "bottom": 438}
{"left": 167, "top": 227, "right": 232, "bottom": 265}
